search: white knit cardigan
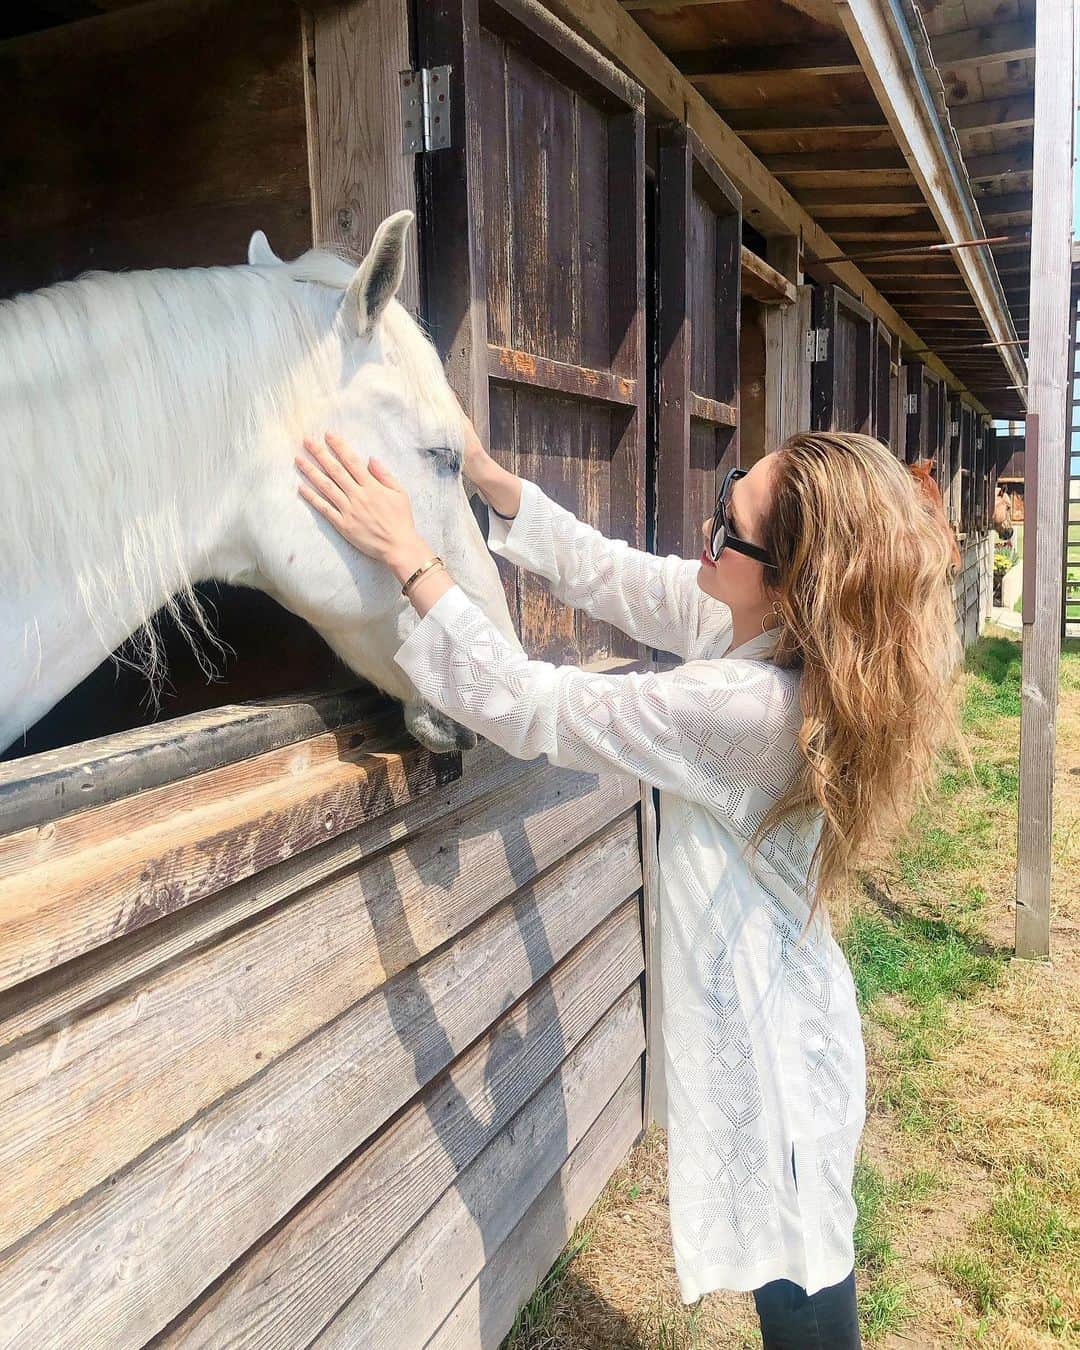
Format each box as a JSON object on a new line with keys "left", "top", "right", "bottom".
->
{"left": 394, "top": 477, "right": 866, "bottom": 1301}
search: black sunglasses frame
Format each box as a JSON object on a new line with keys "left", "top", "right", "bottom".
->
{"left": 708, "top": 467, "right": 776, "bottom": 567}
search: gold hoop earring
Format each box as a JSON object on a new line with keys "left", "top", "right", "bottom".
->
{"left": 762, "top": 601, "right": 783, "bottom": 635}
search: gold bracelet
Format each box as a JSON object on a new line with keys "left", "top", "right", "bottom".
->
{"left": 401, "top": 555, "right": 445, "bottom": 597}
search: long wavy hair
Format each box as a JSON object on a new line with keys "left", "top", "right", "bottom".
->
{"left": 757, "top": 432, "right": 963, "bottom": 915}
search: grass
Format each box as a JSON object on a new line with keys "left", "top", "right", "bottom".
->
{"left": 501, "top": 628, "right": 1079, "bottom": 1348}
{"left": 504, "top": 1230, "right": 593, "bottom": 1349}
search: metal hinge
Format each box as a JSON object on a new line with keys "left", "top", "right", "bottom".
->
{"left": 400, "top": 66, "right": 452, "bottom": 153}
{"left": 805, "top": 328, "right": 829, "bottom": 362}
{"left": 905, "top": 393, "right": 919, "bottom": 414}
{"left": 948, "top": 419, "right": 960, "bottom": 437}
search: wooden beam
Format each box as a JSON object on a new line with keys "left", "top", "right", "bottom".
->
{"left": 765, "top": 149, "right": 909, "bottom": 174}
{"left": 876, "top": 277, "right": 974, "bottom": 292}
{"left": 950, "top": 91, "right": 1036, "bottom": 133}
{"left": 897, "top": 305, "right": 982, "bottom": 316}
{"left": 740, "top": 245, "right": 797, "bottom": 306}
{"left": 837, "top": 0, "right": 1026, "bottom": 397}
{"left": 965, "top": 146, "right": 1035, "bottom": 180}
{"left": 973, "top": 191, "right": 1033, "bottom": 216}
{"left": 979, "top": 205, "right": 1033, "bottom": 225}
{"left": 1016, "top": 0, "right": 1073, "bottom": 960}
{"left": 827, "top": 218, "right": 941, "bottom": 239}
{"left": 673, "top": 41, "right": 860, "bottom": 78}
{"left": 620, "top": 0, "right": 836, "bottom": 12}
{"left": 620, "top": 0, "right": 755, "bottom": 8}
{"left": 688, "top": 392, "right": 739, "bottom": 426}
{"left": 542, "top": 0, "right": 990, "bottom": 409}
{"left": 931, "top": 19, "right": 1036, "bottom": 70}
{"left": 796, "top": 186, "right": 928, "bottom": 213}
{"left": 722, "top": 104, "right": 888, "bottom": 134}
{"left": 487, "top": 346, "right": 638, "bottom": 406}
{"left": 863, "top": 259, "right": 965, "bottom": 276}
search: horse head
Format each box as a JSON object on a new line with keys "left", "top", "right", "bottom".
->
{"left": 0, "top": 212, "right": 521, "bottom": 755}
{"left": 909, "top": 458, "right": 962, "bottom": 574}
{"left": 993, "top": 487, "right": 1014, "bottom": 542}
{"left": 231, "top": 212, "right": 524, "bottom": 753}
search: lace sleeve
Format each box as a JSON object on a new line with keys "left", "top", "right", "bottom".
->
{"left": 394, "top": 584, "right": 803, "bottom": 827}
{"left": 484, "top": 478, "right": 733, "bottom": 662}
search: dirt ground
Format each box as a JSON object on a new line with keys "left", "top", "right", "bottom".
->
{"left": 504, "top": 631, "right": 1080, "bottom": 1350}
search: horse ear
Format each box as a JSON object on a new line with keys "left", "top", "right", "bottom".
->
{"left": 247, "top": 230, "right": 283, "bottom": 267}
{"left": 345, "top": 210, "right": 414, "bottom": 337}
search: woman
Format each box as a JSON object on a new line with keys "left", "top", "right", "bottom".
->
{"left": 296, "top": 423, "right": 959, "bottom": 1350}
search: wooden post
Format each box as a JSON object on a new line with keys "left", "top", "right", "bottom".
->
{"left": 1015, "top": 0, "right": 1075, "bottom": 961}
{"left": 764, "top": 234, "right": 805, "bottom": 447}
{"left": 302, "top": 0, "right": 419, "bottom": 310}
{"left": 640, "top": 782, "right": 665, "bottom": 1128}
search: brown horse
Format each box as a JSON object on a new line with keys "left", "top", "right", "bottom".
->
{"left": 909, "top": 458, "right": 962, "bottom": 573}
{"left": 992, "top": 486, "right": 1014, "bottom": 542}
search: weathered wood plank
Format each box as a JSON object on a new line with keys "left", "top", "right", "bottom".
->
{"left": 313, "top": 1042, "right": 644, "bottom": 1346}
{"left": 160, "top": 921, "right": 643, "bottom": 1347}
{"left": 951, "top": 92, "right": 1035, "bottom": 132}
{"left": 1016, "top": 0, "right": 1073, "bottom": 960}
{"left": 424, "top": 1045, "right": 642, "bottom": 1349}
{"left": 0, "top": 818, "right": 642, "bottom": 1345}
{"left": 722, "top": 103, "right": 888, "bottom": 134}
{"left": 0, "top": 688, "right": 386, "bottom": 836}
{"left": 740, "top": 245, "right": 797, "bottom": 306}
{"left": 0, "top": 743, "right": 530, "bottom": 1053}
{"left": 766, "top": 149, "right": 910, "bottom": 174}
{"left": 688, "top": 392, "right": 739, "bottom": 427}
{"left": 673, "top": 41, "right": 860, "bottom": 79}
{"left": 0, "top": 779, "right": 641, "bottom": 1254}
{"left": 0, "top": 732, "right": 460, "bottom": 993}
{"left": 965, "top": 145, "right": 1034, "bottom": 180}
{"left": 487, "top": 344, "right": 638, "bottom": 406}
{"left": 639, "top": 780, "right": 665, "bottom": 1129}
{"left": 308, "top": 0, "right": 418, "bottom": 308}
{"left": 931, "top": 18, "right": 1035, "bottom": 69}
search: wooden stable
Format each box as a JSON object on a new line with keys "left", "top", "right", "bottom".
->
{"left": 0, "top": 0, "right": 1033, "bottom": 1342}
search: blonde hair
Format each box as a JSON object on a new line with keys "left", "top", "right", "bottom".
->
{"left": 757, "top": 432, "right": 962, "bottom": 915}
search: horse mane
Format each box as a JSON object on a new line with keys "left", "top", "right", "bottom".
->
{"left": 0, "top": 247, "right": 456, "bottom": 694}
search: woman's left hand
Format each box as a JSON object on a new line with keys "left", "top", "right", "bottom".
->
{"left": 296, "top": 432, "right": 423, "bottom": 568}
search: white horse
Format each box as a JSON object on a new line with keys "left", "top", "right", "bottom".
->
{"left": 0, "top": 211, "right": 522, "bottom": 755}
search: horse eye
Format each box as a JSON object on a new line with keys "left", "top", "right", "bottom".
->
{"left": 424, "top": 444, "right": 462, "bottom": 475}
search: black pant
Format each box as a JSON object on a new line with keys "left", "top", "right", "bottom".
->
{"left": 753, "top": 1268, "right": 862, "bottom": 1349}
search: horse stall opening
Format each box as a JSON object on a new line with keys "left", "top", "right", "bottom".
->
{"left": 0, "top": 0, "right": 653, "bottom": 1344}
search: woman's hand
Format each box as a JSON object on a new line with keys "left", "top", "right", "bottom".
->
{"left": 296, "top": 432, "right": 425, "bottom": 569}
{"left": 460, "top": 413, "right": 522, "bottom": 520}
{"left": 462, "top": 415, "right": 494, "bottom": 486}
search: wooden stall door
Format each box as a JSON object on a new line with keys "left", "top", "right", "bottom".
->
{"left": 922, "top": 370, "right": 945, "bottom": 471}
{"left": 975, "top": 418, "right": 989, "bottom": 532}
{"left": 944, "top": 397, "right": 962, "bottom": 527}
{"left": 873, "top": 319, "right": 898, "bottom": 453}
{"left": 811, "top": 285, "right": 874, "bottom": 434}
{"left": 960, "top": 405, "right": 976, "bottom": 533}
{"left": 902, "top": 361, "right": 925, "bottom": 463}
{"left": 418, "top": 0, "right": 645, "bottom": 666}
{"left": 656, "top": 123, "right": 740, "bottom": 558}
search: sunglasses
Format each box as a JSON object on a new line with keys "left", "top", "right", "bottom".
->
{"left": 708, "top": 467, "right": 776, "bottom": 567}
